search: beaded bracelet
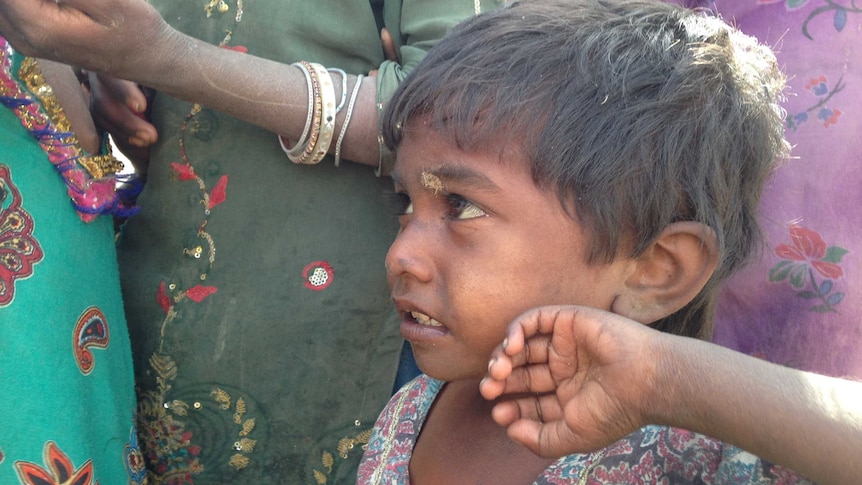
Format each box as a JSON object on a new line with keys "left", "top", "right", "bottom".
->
{"left": 334, "top": 74, "right": 363, "bottom": 167}
{"left": 280, "top": 61, "right": 316, "bottom": 160}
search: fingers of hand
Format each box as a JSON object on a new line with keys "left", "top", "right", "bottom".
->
{"left": 493, "top": 396, "right": 573, "bottom": 457}
{"left": 489, "top": 332, "right": 550, "bottom": 373}
{"left": 55, "top": 0, "right": 116, "bottom": 26}
{"left": 504, "top": 406, "right": 602, "bottom": 458}
{"left": 380, "top": 28, "right": 399, "bottom": 63}
{"left": 510, "top": 305, "right": 577, "bottom": 350}
{"left": 90, "top": 77, "right": 157, "bottom": 147}
{"left": 0, "top": 0, "right": 93, "bottom": 56}
{"left": 95, "top": 73, "right": 149, "bottom": 113}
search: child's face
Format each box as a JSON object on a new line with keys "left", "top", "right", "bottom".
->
{"left": 387, "top": 124, "right": 634, "bottom": 381}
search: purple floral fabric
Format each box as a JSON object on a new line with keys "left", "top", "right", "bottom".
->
{"left": 700, "top": 0, "right": 862, "bottom": 379}
{"left": 357, "top": 375, "right": 809, "bottom": 484}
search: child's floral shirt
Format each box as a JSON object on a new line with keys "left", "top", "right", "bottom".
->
{"left": 357, "top": 375, "right": 812, "bottom": 485}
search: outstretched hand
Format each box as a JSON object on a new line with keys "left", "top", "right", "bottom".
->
{"left": 479, "top": 306, "right": 665, "bottom": 458}
{"left": 0, "top": 0, "right": 171, "bottom": 79}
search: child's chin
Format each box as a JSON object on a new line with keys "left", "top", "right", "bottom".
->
{"left": 413, "top": 357, "right": 482, "bottom": 382}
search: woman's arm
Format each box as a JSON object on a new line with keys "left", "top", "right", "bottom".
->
{"left": 0, "top": 0, "right": 382, "bottom": 165}
{"left": 0, "top": 0, "right": 492, "bottom": 171}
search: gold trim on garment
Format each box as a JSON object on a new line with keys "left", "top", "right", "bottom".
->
{"left": 18, "top": 57, "right": 124, "bottom": 178}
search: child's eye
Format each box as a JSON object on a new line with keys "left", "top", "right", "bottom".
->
{"left": 389, "top": 192, "right": 413, "bottom": 215}
{"left": 446, "top": 194, "right": 486, "bottom": 220}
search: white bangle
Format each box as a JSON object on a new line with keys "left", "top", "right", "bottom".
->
{"left": 334, "top": 74, "right": 363, "bottom": 167}
{"left": 328, "top": 68, "right": 348, "bottom": 113}
{"left": 305, "top": 62, "right": 337, "bottom": 164}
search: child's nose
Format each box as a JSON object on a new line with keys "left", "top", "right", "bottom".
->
{"left": 385, "top": 222, "right": 434, "bottom": 285}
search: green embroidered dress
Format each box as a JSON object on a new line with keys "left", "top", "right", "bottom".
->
{"left": 116, "top": 1, "right": 501, "bottom": 483}
{"left": 0, "top": 41, "right": 144, "bottom": 485}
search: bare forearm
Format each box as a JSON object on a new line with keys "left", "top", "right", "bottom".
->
{"left": 122, "top": 30, "right": 381, "bottom": 167}
{"left": 0, "top": 0, "right": 382, "bottom": 167}
{"left": 649, "top": 334, "right": 862, "bottom": 484}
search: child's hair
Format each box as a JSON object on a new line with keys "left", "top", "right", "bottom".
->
{"left": 383, "top": 0, "right": 788, "bottom": 338}
{"left": 383, "top": 0, "right": 788, "bottom": 339}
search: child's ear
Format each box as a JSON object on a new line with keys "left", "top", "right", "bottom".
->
{"left": 612, "top": 222, "right": 718, "bottom": 324}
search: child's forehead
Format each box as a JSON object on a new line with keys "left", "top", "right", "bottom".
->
{"left": 393, "top": 129, "right": 531, "bottom": 196}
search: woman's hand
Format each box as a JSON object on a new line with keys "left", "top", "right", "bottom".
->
{"left": 0, "top": 0, "right": 174, "bottom": 81}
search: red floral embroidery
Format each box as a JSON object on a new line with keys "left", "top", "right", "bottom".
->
{"left": 207, "top": 175, "right": 228, "bottom": 209}
{"left": 0, "top": 165, "right": 43, "bottom": 307}
{"left": 170, "top": 162, "right": 197, "bottom": 181}
{"left": 185, "top": 284, "right": 218, "bottom": 302}
{"left": 14, "top": 441, "right": 97, "bottom": 485}
{"left": 770, "top": 225, "right": 848, "bottom": 312}
{"left": 157, "top": 281, "right": 173, "bottom": 315}
{"left": 220, "top": 45, "right": 249, "bottom": 53}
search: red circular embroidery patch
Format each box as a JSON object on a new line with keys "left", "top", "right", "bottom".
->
{"left": 302, "top": 261, "right": 334, "bottom": 291}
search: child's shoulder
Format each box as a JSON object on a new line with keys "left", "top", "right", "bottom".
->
{"left": 546, "top": 426, "right": 810, "bottom": 485}
{"left": 358, "top": 375, "right": 442, "bottom": 482}
{"left": 374, "top": 374, "right": 443, "bottom": 442}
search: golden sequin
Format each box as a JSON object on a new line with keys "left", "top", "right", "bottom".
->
{"left": 17, "top": 58, "right": 123, "bottom": 179}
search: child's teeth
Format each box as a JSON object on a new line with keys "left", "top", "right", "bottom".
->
{"left": 411, "top": 311, "right": 443, "bottom": 327}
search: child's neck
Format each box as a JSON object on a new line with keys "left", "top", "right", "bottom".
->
{"left": 410, "top": 379, "right": 556, "bottom": 485}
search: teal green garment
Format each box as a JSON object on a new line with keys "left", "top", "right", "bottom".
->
{"left": 118, "top": 1, "right": 503, "bottom": 483}
{"left": 0, "top": 51, "right": 139, "bottom": 484}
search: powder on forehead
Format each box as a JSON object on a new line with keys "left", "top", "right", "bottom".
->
{"left": 421, "top": 171, "right": 445, "bottom": 194}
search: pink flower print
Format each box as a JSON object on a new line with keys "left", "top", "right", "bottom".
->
{"left": 770, "top": 225, "right": 848, "bottom": 312}
{"left": 775, "top": 226, "right": 843, "bottom": 279}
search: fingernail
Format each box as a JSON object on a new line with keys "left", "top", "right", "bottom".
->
{"left": 488, "top": 357, "right": 496, "bottom": 373}
{"left": 129, "top": 136, "right": 148, "bottom": 147}
{"left": 502, "top": 337, "right": 508, "bottom": 349}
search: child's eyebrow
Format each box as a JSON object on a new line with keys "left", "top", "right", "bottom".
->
{"left": 417, "top": 165, "right": 501, "bottom": 194}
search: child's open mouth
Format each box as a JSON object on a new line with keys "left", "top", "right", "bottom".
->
{"left": 411, "top": 311, "right": 444, "bottom": 327}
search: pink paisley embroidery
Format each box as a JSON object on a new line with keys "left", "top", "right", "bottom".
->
{"left": 14, "top": 441, "right": 97, "bottom": 485}
{"left": 0, "top": 165, "right": 43, "bottom": 307}
{"left": 73, "top": 306, "right": 110, "bottom": 374}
